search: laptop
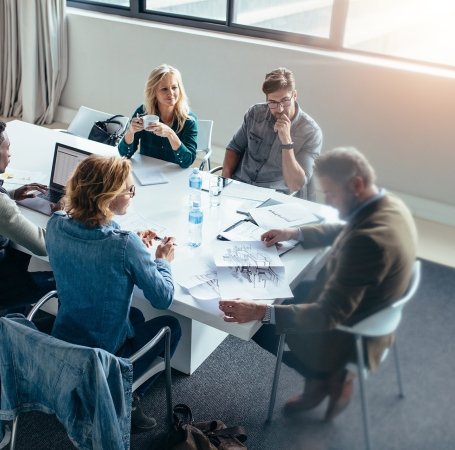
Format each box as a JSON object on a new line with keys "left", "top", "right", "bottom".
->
{"left": 18, "top": 143, "right": 91, "bottom": 215}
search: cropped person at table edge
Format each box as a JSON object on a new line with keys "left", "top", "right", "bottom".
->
{"left": 0, "top": 119, "right": 63, "bottom": 312}
{"left": 45, "top": 155, "right": 181, "bottom": 434}
{"left": 222, "top": 67, "right": 322, "bottom": 195}
{"left": 118, "top": 64, "right": 198, "bottom": 168}
{"left": 219, "top": 147, "right": 417, "bottom": 420}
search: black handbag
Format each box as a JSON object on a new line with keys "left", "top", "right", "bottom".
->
{"left": 166, "top": 404, "right": 247, "bottom": 450}
{"left": 88, "top": 114, "right": 126, "bottom": 146}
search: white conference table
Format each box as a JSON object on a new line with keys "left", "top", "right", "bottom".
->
{"left": 5, "top": 120, "right": 335, "bottom": 374}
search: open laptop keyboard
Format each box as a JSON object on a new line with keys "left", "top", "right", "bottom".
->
{"left": 38, "top": 190, "right": 63, "bottom": 203}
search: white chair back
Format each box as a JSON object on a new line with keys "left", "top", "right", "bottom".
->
{"left": 67, "top": 106, "right": 129, "bottom": 138}
{"left": 338, "top": 260, "right": 421, "bottom": 337}
{"left": 196, "top": 120, "right": 213, "bottom": 152}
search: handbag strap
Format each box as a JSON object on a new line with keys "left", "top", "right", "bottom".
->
{"left": 173, "top": 403, "right": 194, "bottom": 423}
{"left": 206, "top": 426, "right": 247, "bottom": 443}
{"left": 95, "top": 115, "right": 126, "bottom": 135}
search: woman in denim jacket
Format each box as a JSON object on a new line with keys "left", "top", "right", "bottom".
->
{"left": 45, "top": 155, "right": 181, "bottom": 434}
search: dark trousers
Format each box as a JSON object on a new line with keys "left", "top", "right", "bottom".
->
{"left": 0, "top": 247, "right": 57, "bottom": 312}
{"left": 252, "top": 280, "right": 332, "bottom": 380}
{"left": 116, "top": 307, "right": 182, "bottom": 396}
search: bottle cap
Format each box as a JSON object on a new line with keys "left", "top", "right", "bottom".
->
{"left": 192, "top": 168, "right": 199, "bottom": 173}
{"left": 192, "top": 201, "right": 200, "bottom": 207}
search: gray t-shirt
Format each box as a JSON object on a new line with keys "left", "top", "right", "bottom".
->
{"left": 226, "top": 102, "right": 322, "bottom": 191}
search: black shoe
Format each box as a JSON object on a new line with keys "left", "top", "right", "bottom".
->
{"left": 131, "top": 393, "right": 157, "bottom": 434}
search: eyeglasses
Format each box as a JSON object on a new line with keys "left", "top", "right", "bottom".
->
{"left": 267, "top": 92, "right": 294, "bottom": 110}
{"left": 120, "top": 185, "right": 135, "bottom": 198}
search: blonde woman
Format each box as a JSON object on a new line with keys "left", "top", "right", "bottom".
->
{"left": 46, "top": 155, "right": 181, "bottom": 433}
{"left": 118, "top": 64, "right": 198, "bottom": 168}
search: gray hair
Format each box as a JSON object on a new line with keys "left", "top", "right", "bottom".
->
{"left": 314, "top": 147, "right": 376, "bottom": 187}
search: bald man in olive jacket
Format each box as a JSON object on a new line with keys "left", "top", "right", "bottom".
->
{"left": 219, "top": 147, "right": 417, "bottom": 420}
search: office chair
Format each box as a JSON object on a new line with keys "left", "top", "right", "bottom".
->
{"left": 55, "top": 106, "right": 129, "bottom": 139}
{"left": 6, "top": 290, "right": 173, "bottom": 450}
{"left": 196, "top": 120, "right": 213, "bottom": 171}
{"left": 267, "top": 260, "right": 421, "bottom": 450}
{"left": 209, "top": 165, "right": 314, "bottom": 199}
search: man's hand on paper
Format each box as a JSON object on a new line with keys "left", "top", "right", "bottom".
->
{"left": 13, "top": 183, "right": 48, "bottom": 201}
{"left": 219, "top": 299, "right": 266, "bottom": 323}
{"left": 137, "top": 229, "right": 157, "bottom": 248}
{"left": 261, "top": 228, "right": 299, "bottom": 247}
{"left": 156, "top": 236, "right": 176, "bottom": 262}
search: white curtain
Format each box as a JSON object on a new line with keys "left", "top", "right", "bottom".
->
{"left": 0, "top": 0, "right": 67, "bottom": 125}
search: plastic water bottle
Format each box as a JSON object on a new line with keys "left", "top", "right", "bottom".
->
{"left": 189, "top": 168, "right": 202, "bottom": 207}
{"left": 188, "top": 201, "right": 203, "bottom": 247}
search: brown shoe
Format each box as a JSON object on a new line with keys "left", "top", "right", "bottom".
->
{"left": 284, "top": 378, "right": 328, "bottom": 413}
{"left": 324, "top": 370, "right": 355, "bottom": 421}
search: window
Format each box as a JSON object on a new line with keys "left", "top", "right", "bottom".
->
{"left": 233, "top": 0, "right": 334, "bottom": 39}
{"left": 145, "top": 0, "right": 226, "bottom": 21}
{"left": 77, "top": 0, "right": 129, "bottom": 6}
{"left": 68, "top": 0, "right": 455, "bottom": 68}
{"left": 344, "top": 0, "right": 455, "bottom": 67}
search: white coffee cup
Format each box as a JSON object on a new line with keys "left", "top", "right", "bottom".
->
{"left": 142, "top": 115, "right": 159, "bottom": 130}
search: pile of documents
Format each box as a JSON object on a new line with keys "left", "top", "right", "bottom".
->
{"left": 173, "top": 241, "right": 293, "bottom": 301}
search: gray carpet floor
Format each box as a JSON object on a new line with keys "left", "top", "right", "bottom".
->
{"left": 2, "top": 258, "right": 454, "bottom": 449}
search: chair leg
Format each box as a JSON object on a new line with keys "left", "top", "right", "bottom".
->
{"left": 10, "top": 416, "right": 19, "bottom": 450}
{"left": 392, "top": 341, "right": 405, "bottom": 398}
{"left": 355, "top": 334, "right": 373, "bottom": 450}
{"left": 207, "top": 158, "right": 211, "bottom": 171}
{"left": 164, "top": 330, "right": 173, "bottom": 431}
{"left": 267, "top": 334, "right": 286, "bottom": 421}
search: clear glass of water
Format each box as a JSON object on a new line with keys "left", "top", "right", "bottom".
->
{"left": 209, "top": 176, "right": 222, "bottom": 207}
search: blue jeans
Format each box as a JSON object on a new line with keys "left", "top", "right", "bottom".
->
{"left": 116, "top": 308, "right": 181, "bottom": 396}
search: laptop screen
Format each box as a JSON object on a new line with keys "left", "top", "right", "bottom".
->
{"left": 49, "top": 143, "right": 92, "bottom": 192}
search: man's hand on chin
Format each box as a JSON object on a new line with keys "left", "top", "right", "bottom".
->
{"left": 219, "top": 299, "right": 266, "bottom": 323}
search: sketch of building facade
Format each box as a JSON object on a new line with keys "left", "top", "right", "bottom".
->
{"left": 222, "top": 244, "right": 281, "bottom": 289}
{"left": 191, "top": 266, "right": 219, "bottom": 294}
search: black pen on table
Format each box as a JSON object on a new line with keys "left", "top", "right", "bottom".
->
{"left": 154, "top": 236, "right": 177, "bottom": 246}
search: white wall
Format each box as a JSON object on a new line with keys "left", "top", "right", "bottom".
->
{"left": 59, "top": 9, "right": 455, "bottom": 222}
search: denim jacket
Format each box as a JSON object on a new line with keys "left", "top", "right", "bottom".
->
{"left": 0, "top": 315, "right": 133, "bottom": 450}
{"left": 46, "top": 212, "right": 174, "bottom": 354}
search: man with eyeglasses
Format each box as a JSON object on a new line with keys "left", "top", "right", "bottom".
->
{"left": 222, "top": 68, "right": 322, "bottom": 196}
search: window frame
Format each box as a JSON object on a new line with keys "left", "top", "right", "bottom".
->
{"left": 67, "top": 0, "right": 455, "bottom": 70}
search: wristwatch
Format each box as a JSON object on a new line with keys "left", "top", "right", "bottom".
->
{"left": 261, "top": 304, "right": 272, "bottom": 324}
{"left": 280, "top": 142, "right": 294, "bottom": 150}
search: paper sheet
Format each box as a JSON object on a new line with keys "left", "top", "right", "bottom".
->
{"left": 114, "top": 212, "right": 166, "bottom": 234}
{"left": 133, "top": 167, "right": 168, "bottom": 186}
{"left": 220, "top": 221, "right": 298, "bottom": 256}
{"left": 212, "top": 241, "right": 293, "bottom": 299}
{"left": 221, "top": 181, "right": 275, "bottom": 201}
{"left": 1, "top": 168, "right": 47, "bottom": 185}
{"left": 249, "top": 202, "right": 319, "bottom": 230}
{"left": 220, "top": 221, "right": 266, "bottom": 242}
{"left": 172, "top": 254, "right": 220, "bottom": 300}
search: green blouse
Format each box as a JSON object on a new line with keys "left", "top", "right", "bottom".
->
{"left": 118, "top": 105, "right": 198, "bottom": 168}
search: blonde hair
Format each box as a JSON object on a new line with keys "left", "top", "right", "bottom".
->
{"left": 64, "top": 155, "right": 131, "bottom": 228}
{"left": 144, "top": 64, "right": 192, "bottom": 133}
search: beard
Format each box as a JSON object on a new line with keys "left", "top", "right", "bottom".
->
{"left": 339, "top": 192, "right": 363, "bottom": 220}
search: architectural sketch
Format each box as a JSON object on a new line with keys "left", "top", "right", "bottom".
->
{"left": 222, "top": 244, "right": 282, "bottom": 289}
{"left": 173, "top": 256, "right": 220, "bottom": 300}
{"left": 213, "top": 240, "right": 293, "bottom": 299}
{"left": 190, "top": 266, "right": 220, "bottom": 296}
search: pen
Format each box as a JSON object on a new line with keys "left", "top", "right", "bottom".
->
{"left": 154, "top": 236, "right": 178, "bottom": 246}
